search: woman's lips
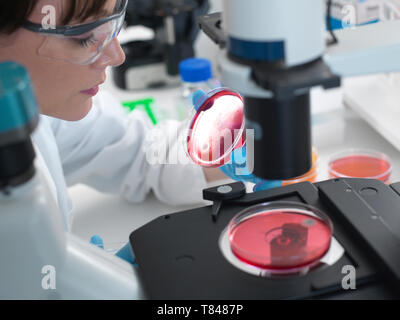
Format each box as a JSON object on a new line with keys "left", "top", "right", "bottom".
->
{"left": 80, "top": 85, "right": 100, "bottom": 96}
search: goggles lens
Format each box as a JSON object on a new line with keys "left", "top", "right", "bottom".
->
{"left": 35, "top": 0, "right": 126, "bottom": 65}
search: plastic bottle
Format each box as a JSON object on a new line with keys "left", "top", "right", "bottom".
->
{"left": 175, "top": 57, "right": 221, "bottom": 121}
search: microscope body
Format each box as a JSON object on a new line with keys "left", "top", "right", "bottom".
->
{"left": 113, "top": 0, "right": 210, "bottom": 90}
{"left": 201, "top": 0, "right": 400, "bottom": 180}
{"left": 217, "top": 0, "right": 340, "bottom": 180}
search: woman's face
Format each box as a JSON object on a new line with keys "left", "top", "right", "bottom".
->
{"left": 0, "top": 0, "right": 125, "bottom": 121}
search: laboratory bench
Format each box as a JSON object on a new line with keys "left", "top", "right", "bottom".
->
{"left": 70, "top": 73, "right": 400, "bottom": 254}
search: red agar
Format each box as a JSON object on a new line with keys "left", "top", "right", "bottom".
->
{"left": 329, "top": 154, "right": 391, "bottom": 182}
{"left": 229, "top": 210, "right": 332, "bottom": 271}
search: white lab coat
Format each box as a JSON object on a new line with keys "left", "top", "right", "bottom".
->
{"left": 31, "top": 90, "right": 208, "bottom": 231}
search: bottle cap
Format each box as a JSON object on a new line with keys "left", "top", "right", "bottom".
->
{"left": 179, "top": 58, "right": 213, "bottom": 83}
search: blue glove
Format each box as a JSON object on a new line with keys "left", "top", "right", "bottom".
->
{"left": 115, "top": 243, "right": 137, "bottom": 267}
{"left": 219, "top": 144, "right": 263, "bottom": 184}
{"left": 192, "top": 90, "right": 208, "bottom": 111}
{"left": 220, "top": 146, "right": 282, "bottom": 189}
{"left": 90, "top": 235, "right": 137, "bottom": 267}
{"left": 253, "top": 180, "right": 282, "bottom": 192}
{"left": 90, "top": 235, "right": 104, "bottom": 249}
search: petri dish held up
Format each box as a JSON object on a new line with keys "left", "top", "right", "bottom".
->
{"left": 186, "top": 88, "right": 246, "bottom": 167}
{"left": 328, "top": 149, "right": 392, "bottom": 183}
{"left": 228, "top": 202, "right": 333, "bottom": 275}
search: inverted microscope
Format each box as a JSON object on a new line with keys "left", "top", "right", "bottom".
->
{"left": 130, "top": 0, "right": 400, "bottom": 299}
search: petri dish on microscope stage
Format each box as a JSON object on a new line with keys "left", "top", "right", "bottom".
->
{"left": 328, "top": 149, "right": 392, "bottom": 183}
{"left": 228, "top": 202, "right": 333, "bottom": 274}
{"left": 186, "top": 88, "right": 245, "bottom": 167}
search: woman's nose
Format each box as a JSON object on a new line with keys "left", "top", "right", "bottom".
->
{"left": 91, "top": 38, "right": 126, "bottom": 69}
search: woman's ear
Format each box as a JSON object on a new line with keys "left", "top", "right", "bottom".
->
{"left": 0, "top": 29, "right": 27, "bottom": 64}
{"left": 0, "top": 32, "right": 17, "bottom": 48}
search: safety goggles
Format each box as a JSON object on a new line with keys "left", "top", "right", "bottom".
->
{"left": 22, "top": 0, "right": 128, "bottom": 65}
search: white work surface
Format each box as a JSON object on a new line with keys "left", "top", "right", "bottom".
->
{"left": 70, "top": 73, "right": 400, "bottom": 253}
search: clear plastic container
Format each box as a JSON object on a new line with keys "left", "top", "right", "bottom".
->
{"left": 328, "top": 149, "right": 392, "bottom": 183}
{"left": 181, "top": 79, "right": 221, "bottom": 102}
{"left": 176, "top": 58, "right": 220, "bottom": 121}
{"left": 228, "top": 202, "right": 333, "bottom": 275}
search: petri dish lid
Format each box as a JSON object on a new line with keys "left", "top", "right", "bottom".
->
{"left": 228, "top": 202, "right": 333, "bottom": 274}
{"left": 186, "top": 88, "right": 245, "bottom": 167}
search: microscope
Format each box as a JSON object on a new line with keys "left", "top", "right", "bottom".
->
{"left": 196, "top": 0, "right": 400, "bottom": 181}
{"left": 112, "top": 0, "right": 209, "bottom": 90}
{"left": 130, "top": 0, "right": 400, "bottom": 299}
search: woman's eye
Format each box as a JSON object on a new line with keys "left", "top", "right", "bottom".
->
{"left": 72, "top": 34, "right": 97, "bottom": 48}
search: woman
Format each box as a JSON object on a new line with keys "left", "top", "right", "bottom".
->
{"left": 0, "top": 0, "right": 225, "bottom": 231}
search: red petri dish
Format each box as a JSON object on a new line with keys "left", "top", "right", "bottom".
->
{"left": 186, "top": 88, "right": 245, "bottom": 167}
{"left": 228, "top": 202, "right": 332, "bottom": 273}
{"left": 329, "top": 149, "right": 392, "bottom": 183}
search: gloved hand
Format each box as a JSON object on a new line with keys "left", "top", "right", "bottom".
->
{"left": 220, "top": 145, "right": 282, "bottom": 190}
{"left": 219, "top": 143, "right": 262, "bottom": 184}
{"left": 253, "top": 179, "right": 282, "bottom": 192}
{"left": 192, "top": 90, "right": 282, "bottom": 191}
{"left": 90, "top": 235, "right": 137, "bottom": 267}
{"left": 115, "top": 242, "right": 137, "bottom": 267}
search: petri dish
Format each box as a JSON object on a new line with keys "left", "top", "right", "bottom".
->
{"left": 228, "top": 202, "right": 333, "bottom": 274}
{"left": 281, "top": 147, "right": 319, "bottom": 186}
{"left": 328, "top": 149, "right": 392, "bottom": 183}
{"left": 186, "top": 88, "right": 245, "bottom": 167}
